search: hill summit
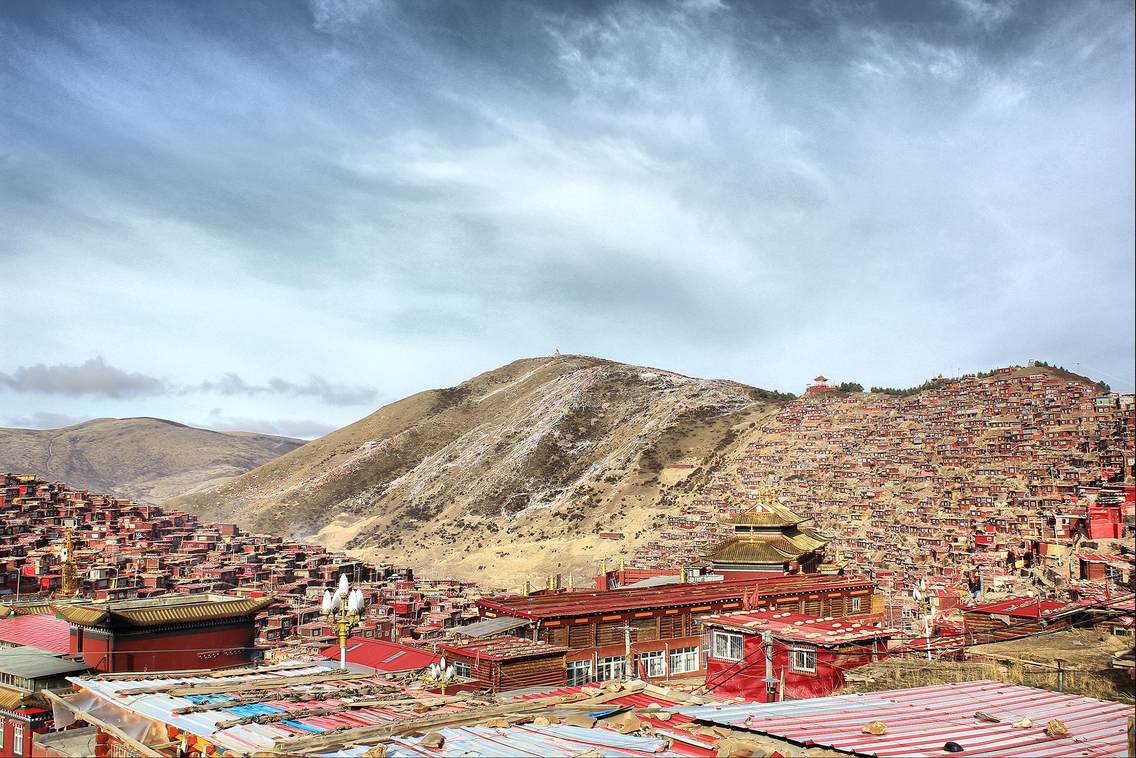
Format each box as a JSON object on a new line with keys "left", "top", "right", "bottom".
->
{"left": 171, "top": 355, "right": 782, "bottom": 584}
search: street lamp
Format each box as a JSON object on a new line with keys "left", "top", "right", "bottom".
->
{"left": 321, "top": 574, "right": 365, "bottom": 670}
{"left": 422, "top": 657, "right": 456, "bottom": 695}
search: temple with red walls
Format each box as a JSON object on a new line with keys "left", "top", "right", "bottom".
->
{"left": 703, "top": 503, "right": 829, "bottom": 576}
{"left": 700, "top": 609, "right": 893, "bottom": 701}
{"left": 54, "top": 594, "right": 275, "bottom": 673}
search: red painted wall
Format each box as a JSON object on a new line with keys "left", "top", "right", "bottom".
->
{"left": 704, "top": 634, "right": 884, "bottom": 701}
{"left": 1, "top": 712, "right": 49, "bottom": 757}
{"left": 70, "top": 623, "right": 256, "bottom": 673}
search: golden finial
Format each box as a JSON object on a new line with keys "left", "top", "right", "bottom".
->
{"left": 567, "top": 573, "right": 574, "bottom": 591}
{"left": 521, "top": 580, "right": 530, "bottom": 597}
{"left": 679, "top": 565, "right": 688, "bottom": 583}
{"left": 60, "top": 529, "right": 79, "bottom": 598}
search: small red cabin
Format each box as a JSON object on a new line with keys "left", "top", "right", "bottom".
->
{"left": 701, "top": 610, "right": 893, "bottom": 701}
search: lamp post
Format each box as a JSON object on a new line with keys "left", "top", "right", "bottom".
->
{"left": 321, "top": 574, "right": 365, "bottom": 670}
{"left": 422, "top": 657, "right": 456, "bottom": 696}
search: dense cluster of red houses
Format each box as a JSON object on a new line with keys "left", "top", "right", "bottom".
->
{"left": 0, "top": 362, "right": 1133, "bottom": 758}
{"left": 640, "top": 367, "right": 1135, "bottom": 627}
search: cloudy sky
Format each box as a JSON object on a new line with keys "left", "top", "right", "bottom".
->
{"left": 2, "top": 0, "right": 1133, "bottom": 438}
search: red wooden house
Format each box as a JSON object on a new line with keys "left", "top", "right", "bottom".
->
{"left": 700, "top": 610, "right": 893, "bottom": 701}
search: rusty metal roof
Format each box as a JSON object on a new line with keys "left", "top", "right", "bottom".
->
{"left": 479, "top": 575, "right": 875, "bottom": 620}
{"left": 698, "top": 610, "right": 894, "bottom": 646}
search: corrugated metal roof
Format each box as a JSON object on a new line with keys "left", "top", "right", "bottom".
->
{"left": 438, "top": 636, "right": 566, "bottom": 661}
{"left": 677, "top": 680, "right": 1133, "bottom": 757}
{"left": 0, "top": 646, "right": 89, "bottom": 678}
{"left": 698, "top": 610, "right": 894, "bottom": 646}
{"left": 0, "top": 613, "right": 72, "bottom": 654}
{"left": 384, "top": 724, "right": 671, "bottom": 757}
{"left": 318, "top": 637, "right": 439, "bottom": 673}
{"left": 450, "top": 616, "right": 532, "bottom": 638}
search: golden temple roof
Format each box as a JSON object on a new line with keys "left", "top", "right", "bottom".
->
{"left": 721, "top": 501, "right": 808, "bottom": 528}
{"left": 705, "top": 525, "right": 828, "bottom": 566}
{"left": 52, "top": 595, "right": 276, "bottom": 629}
{"left": 0, "top": 685, "right": 42, "bottom": 711}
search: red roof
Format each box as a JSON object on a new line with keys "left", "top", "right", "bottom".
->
{"left": 678, "top": 680, "right": 1133, "bottom": 758}
{"left": 0, "top": 613, "right": 71, "bottom": 654}
{"left": 479, "top": 575, "right": 875, "bottom": 621}
{"left": 699, "top": 610, "right": 894, "bottom": 646}
{"left": 968, "top": 597, "right": 1072, "bottom": 619}
{"left": 318, "top": 637, "right": 439, "bottom": 673}
{"left": 437, "top": 637, "right": 566, "bottom": 662}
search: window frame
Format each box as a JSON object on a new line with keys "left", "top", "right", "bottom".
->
{"left": 13, "top": 724, "right": 23, "bottom": 755}
{"left": 850, "top": 596, "right": 862, "bottom": 613}
{"left": 597, "top": 655, "right": 626, "bottom": 682}
{"left": 566, "top": 659, "right": 593, "bottom": 686}
{"left": 635, "top": 650, "right": 666, "bottom": 678}
{"left": 451, "top": 661, "right": 472, "bottom": 679}
{"left": 789, "top": 646, "right": 817, "bottom": 674}
{"left": 668, "top": 646, "right": 699, "bottom": 675}
{"left": 711, "top": 631, "right": 744, "bottom": 662}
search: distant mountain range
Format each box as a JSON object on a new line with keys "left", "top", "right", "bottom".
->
{"left": 6, "top": 356, "right": 1123, "bottom": 589}
{"left": 0, "top": 417, "right": 302, "bottom": 502}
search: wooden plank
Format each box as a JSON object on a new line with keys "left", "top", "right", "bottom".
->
{"left": 44, "top": 690, "right": 166, "bottom": 758}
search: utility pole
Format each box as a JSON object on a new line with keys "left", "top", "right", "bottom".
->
{"left": 618, "top": 623, "right": 635, "bottom": 681}
{"left": 763, "top": 631, "right": 776, "bottom": 702}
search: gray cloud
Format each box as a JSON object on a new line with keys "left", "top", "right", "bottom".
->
{"left": 0, "top": 358, "right": 165, "bottom": 399}
{"left": 0, "top": 359, "right": 377, "bottom": 406}
{"left": 194, "top": 373, "right": 378, "bottom": 406}
{"left": 0, "top": 0, "right": 1131, "bottom": 412}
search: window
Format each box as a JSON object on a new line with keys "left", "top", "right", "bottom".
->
{"left": 452, "top": 661, "right": 471, "bottom": 678}
{"left": 13, "top": 724, "right": 23, "bottom": 755}
{"left": 635, "top": 650, "right": 665, "bottom": 678}
{"left": 790, "top": 646, "right": 816, "bottom": 674}
{"left": 711, "top": 631, "right": 744, "bottom": 662}
{"left": 850, "top": 597, "right": 862, "bottom": 613}
{"left": 567, "top": 659, "right": 593, "bottom": 686}
{"left": 1, "top": 718, "right": 5, "bottom": 749}
{"left": 597, "top": 656, "right": 626, "bottom": 682}
{"left": 668, "top": 646, "right": 699, "bottom": 675}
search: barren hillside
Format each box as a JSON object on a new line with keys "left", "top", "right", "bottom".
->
{"left": 0, "top": 418, "right": 302, "bottom": 502}
{"left": 171, "top": 355, "right": 783, "bottom": 585}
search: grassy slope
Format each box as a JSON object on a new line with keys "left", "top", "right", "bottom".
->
{"left": 171, "top": 355, "right": 784, "bottom": 586}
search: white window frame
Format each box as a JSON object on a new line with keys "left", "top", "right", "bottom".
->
{"left": 789, "top": 646, "right": 817, "bottom": 674}
{"left": 850, "top": 596, "right": 862, "bottom": 613}
{"left": 0, "top": 717, "right": 5, "bottom": 749}
{"left": 668, "top": 646, "right": 699, "bottom": 675}
{"left": 13, "top": 724, "right": 23, "bottom": 755}
{"left": 597, "top": 656, "right": 626, "bottom": 682}
{"left": 635, "top": 650, "right": 665, "bottom": 678}
{"left": 451, "top": 661, "right": 472, "bottom": 678}
{"left": 711, "top": 631, "right": 744, "bottom": 662}
{"left": 566, "top": 659, "right": 593, "bottom": 686}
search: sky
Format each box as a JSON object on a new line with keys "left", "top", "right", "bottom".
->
{"left": 1, "top": 0, "right": 1133, "bottom": 439}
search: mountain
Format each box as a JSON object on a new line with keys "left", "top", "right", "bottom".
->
{"left": 0, "top": 417, "right": 302, "bottom": 502}
{"left": 172, "top": 357, "right": 1132, "bottom": 588}
{"left": 171, "top": 355, "right": 786, "bottom": 585}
